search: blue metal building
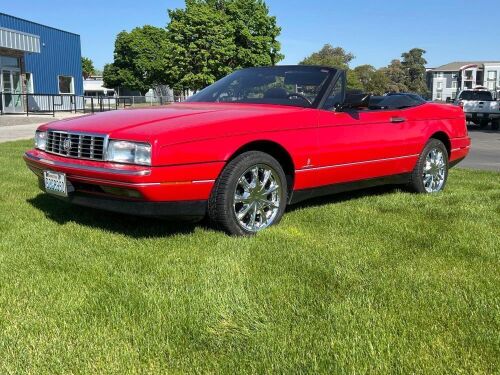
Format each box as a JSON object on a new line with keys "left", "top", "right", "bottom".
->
{"left": 0, "top": 13, "right": 83, "bottom": 113}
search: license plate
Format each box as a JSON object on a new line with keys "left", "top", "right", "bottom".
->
{"left": 43, "top": 171, "right": 68, "bottom": 197}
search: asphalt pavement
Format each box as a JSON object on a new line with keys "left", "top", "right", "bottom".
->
{"left": 460, "top": 127, "right": 499, "bottom": 171}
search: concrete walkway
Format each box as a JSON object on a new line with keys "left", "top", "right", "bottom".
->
{"left": 0, "top": 113, "right": 84, "bottom": 143}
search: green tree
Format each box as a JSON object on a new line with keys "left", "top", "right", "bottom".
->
{"left": 165, "top": 1, "right": 235, "bottom": 91}
{"left": 401, "top": 48, "right": 428, "bottom": 95}
{"left": 366, "top": 70, "right": 390, "bottom": 95}
{"left": 102, "top": 63, "right": 129, "bottom": 91}
{"left": 103, "top": 26, "right": 170, "bottom": 94}
{"left": 381, "top": 59, "right": 408, "bottom": 93}
{"left": 299, "top": 44, "right": 354, "bottom": 70}
{"left": 224, "top": 0, "right": 283, "bottom": 66}
{"left": 81, "top": 57, "right": 95, "bottom": 79}
{"left": 299, "top": 44, "right": 361, "bottom": 89}
{"left": 346, "top": 70, "right": 363, "bottom": 91}
{"left": 353, "top": 64, "right": 389, "bottom": 95}
{"left": 353, "top": 64, "right": 376, "bottom": 89}
{"left": 165, "top": 0, "right": 283, "bottom": 91}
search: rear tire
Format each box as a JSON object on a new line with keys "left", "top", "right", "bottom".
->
{"left": 408, "top": 139, "right": 449, "bottom": 194}
{"left": 208, "top": 151, "right": 287, "bottom": 236}
{"left": 479, "top": 119, "right": 489, "bottom": 129}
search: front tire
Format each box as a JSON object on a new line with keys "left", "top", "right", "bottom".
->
{"left": 408, "top": 139, "right": 449, "bottom": 193}
{"left": 208, "top": 151, "right": 287, "bottom": 236}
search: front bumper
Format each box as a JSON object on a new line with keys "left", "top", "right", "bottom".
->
{"left": 24, "top": 149, "right": 224, "bottom": 218}
{"left": 47, "top": 189, "right": 207, "bottom": 218}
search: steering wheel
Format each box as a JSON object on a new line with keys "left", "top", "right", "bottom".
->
{"left": 287, "top": 93, "right": 312, "bottom": 105}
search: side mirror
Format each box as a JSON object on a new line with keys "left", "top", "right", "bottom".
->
{"left": 339, "top": 93, "right": 371, "bottom": 110}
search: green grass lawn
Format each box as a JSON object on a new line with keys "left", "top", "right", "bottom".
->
{"left": 0, "top": 140, "right": 499, "bottom": 374}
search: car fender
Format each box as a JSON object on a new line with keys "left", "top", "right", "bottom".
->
{"left": 156, "top": 131, "right": 310, "bottom": 170}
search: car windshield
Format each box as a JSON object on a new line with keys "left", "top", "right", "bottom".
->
{"left": 459, "top": 91, "right": 493, "bottom": 101}
{"left": 187, "top": 66, "right": 333, "bottom": 108}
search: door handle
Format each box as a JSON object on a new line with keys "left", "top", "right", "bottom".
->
{"left": 390, "top": 117, "right": 406, "bottom": 123}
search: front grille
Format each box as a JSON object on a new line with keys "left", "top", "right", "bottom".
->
{"left": 46, "top": 131, "right": 106, "bottom": 161}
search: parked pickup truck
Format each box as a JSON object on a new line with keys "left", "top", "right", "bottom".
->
{"left": 454, "top": 89, "right": 500, "bottom": 130}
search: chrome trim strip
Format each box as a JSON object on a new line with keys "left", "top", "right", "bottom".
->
{"left": 296, "top": 154, "right": 419, "bottom": 173}
{"left": 24, "top": 152, "right": 151, "bottom": 176}
{"left": 192, "top": 179, "right": 216, "bottom": 184}
{"left": 74, "top": 178, "right": 214, "bottom": 186}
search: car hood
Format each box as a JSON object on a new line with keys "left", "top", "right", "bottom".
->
{"left": 40, "top": 102, "right": 309, "bottom": 143}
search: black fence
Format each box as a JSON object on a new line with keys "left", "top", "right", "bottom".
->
{"left": 0, "top": 93, "right": 185, "bottom": 116}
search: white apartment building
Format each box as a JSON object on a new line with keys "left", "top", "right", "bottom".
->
{"left": 427, "top": 61, "right": 500, "bottom": 101}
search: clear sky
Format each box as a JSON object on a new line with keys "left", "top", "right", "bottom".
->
{"left": 2, "top": 0, "right": 499, "bottom": 70}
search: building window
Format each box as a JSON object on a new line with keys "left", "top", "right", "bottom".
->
{"left": 436, "top": 91, "right": 442, "bottom": 100}
{"left": 435, "top": 72, "right": 443, "bottom": 78}
{"left": 487, "top": 71, "right": 497, "bottom": 81}
{"left": 437, "top": 82, "right": 443, "bottom": 89}
{"left": 58, "top": 75, "right": 74, "bottom": 94}
{"left": 0, "top": 56, "right": 19, "bottom": 68}
{"left": 25, "top": 73, "right": 34, "bottom": 93}
{"left": 452, "top": 81, "right": 457, "bottom": 89}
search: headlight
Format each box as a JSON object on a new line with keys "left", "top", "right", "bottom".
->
{"left": 106, "top": 140, "right": 152, "bottom": 166}
{"left": 35, "top": 131, "right": 47, "bottom": 150}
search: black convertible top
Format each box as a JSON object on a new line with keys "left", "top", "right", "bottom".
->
{"left": 369, "top": 94, "right": 426, "bottom": 110}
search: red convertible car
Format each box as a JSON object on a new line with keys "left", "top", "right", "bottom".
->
{"left": 24, "top": 66, "right": 470, "bottom": 235}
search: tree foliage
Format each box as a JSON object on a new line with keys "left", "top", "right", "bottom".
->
{"left": 366, "top": 70, "right": 390, "bottom": 95}
{"left": 353, "top": 64, "right": 376, "bottom": 88}
{"left": 299, "top": 44, "right": 361, "bottom": 89}
{"left": 401, "top": 48, "right": 428, "bottom": 95}
{"left": 224, "top": 0, "right": 283, "bottom": 66}
{"left": 81, "top": 57, "right": 95, "bottom": 79}
{"left": 353, "top": 65, "right": 389, "bottom": 95}
{"left": 299, "top": 44, "right": 354, "bottom": 70}
{"left": 165, "top": 1, "right": 235, "bottom": 91}
{"left": 299, "top": 44, "right": 429, "bottom": 96}
{"left": 104, "top": 0, "right": 282, "bottom": 92}
{"left": 165, "top": 0, "right": 283, "bottom": 91}
{"left": 103, "top": 26, "right": 170, "bottom": 94}
{"left": 380, "top": 59, "right": 408, "bottom": 93}
{"left": 346, "top": 70, "right": 363, "bottom": 91}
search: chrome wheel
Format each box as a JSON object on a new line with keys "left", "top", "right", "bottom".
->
{"left": 233, "top": 164, "right": 282, "bottom": 232}
{"left": 422, "top": 148, "right": 446, "bottom": 193}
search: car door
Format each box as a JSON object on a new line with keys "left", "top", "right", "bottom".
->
{"left": 314, "top": 108, "right": 419, "bottom": 187}
{"left": 305, "top": 82, "right": 420, "bottom": 188}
